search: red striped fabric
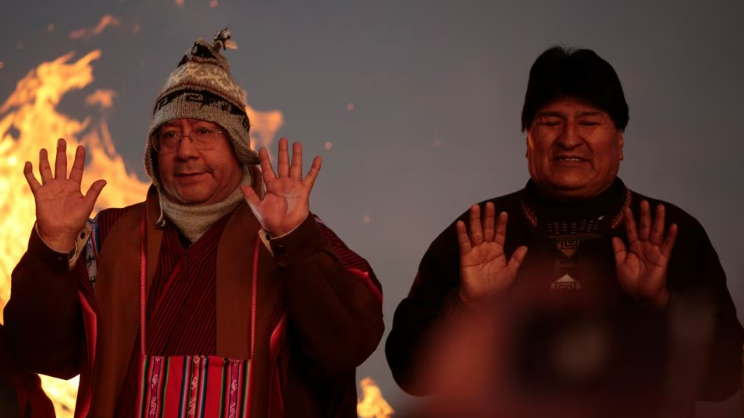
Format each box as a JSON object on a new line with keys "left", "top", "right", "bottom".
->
{"left": 315, "top": 217, "right": 373, "bottom": 272}
{"left": 144, "top": 215, "right": 227, "bottom": 355}
{"left": 80, "top": 211, "right": 379, "bottom": 418}
{"left": 115, "top": 216, "right": 230, "bottom": 418}
{"left": 315, "top": 216, "right": 383, "bottom": 302}
{"left": 136, "top": 355, "right": 250, "bottom": 418}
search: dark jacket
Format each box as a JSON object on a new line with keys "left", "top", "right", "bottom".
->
{"left": 386, "top": 178, "right": 743, "bottom": 417}
{"left": 0, "top": 324, "right": 56, "bottom": 418}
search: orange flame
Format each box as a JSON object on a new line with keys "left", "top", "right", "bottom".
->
{"left": 1, "top": 46, "right": 385, "bottom": 418}
{"left": 0, "top": 49, "right": 286, "bottom": 417}
{"left": 357, "top": 378, "right": 395, "bottom": 418}
{"left": 85, "top": 89, "right": 116, "bottom": 109}
{"left": 69, "top": 15, "right": 121, "bottom": 40}
{"left": 0, "top": 49, "right": 146, "bottom": 418}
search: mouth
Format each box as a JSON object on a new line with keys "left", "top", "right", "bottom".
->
{"left": 176, "top": 172, "right": 206, "bottom": 179}
{"left": 553, "top": 156, "right": 589, "bottom": 163}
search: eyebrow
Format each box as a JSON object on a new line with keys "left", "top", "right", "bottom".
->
{"left": 535, "top": 111, "right": 563, "bottom": 118}
{"left": 535, "top": 111, "right": 603, "bottom": 118}
{"left": 576, "top": 111, "right": 602, "bottom": 117}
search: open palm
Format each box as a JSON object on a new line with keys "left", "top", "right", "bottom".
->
{"left": 23, "top": 139, "right": 106, "bottom": 252}
{"left": 612, "top": 201, "right": 678, "bottom": 307}
{"left": 457, "top": 203, "right": 528, "bottom": 303}
{"left": 241, "top": 138, "right": 321, "bottom": 237}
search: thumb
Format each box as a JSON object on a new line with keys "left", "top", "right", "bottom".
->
{"left": 506, "top": 246, "right": 528, "bottom": 275}
{"left": 240, "top": 185, "right": 262, "bottom": 210}
{"left": 240, "top": 185, "right": 267, "bottom": 230}
{"left": 83, "top": 180, "right": 106, "bottom": 211}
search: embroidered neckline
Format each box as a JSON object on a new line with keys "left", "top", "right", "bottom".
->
{"left": 521, "top": 184, "right": 632, "bottom": 230}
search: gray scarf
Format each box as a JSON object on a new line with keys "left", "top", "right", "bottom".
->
{"left": 159, "top": 170, "right": 252, "bottom": 243}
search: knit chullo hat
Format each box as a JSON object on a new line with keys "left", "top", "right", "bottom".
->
{"left": 144, "top": 28, "right": 259, "bottom": 189}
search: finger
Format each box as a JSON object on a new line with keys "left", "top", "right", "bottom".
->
{"left": 660, "top": 223, "right": 678, "bottom": 258}
{"left": 494, "top": 211, "right": 508, "bottom": 247}
{"left": 456, "top": 220, "right": 472, "bottom": 255}
{"left": 54, "top": 138, "right": 68, "bottom": 180}
{"left": 290, "top": 141, "right": 303, "bottom": 180}
{"left": 469, "top": 205, "right": 483, "bottom": 246}
{"left": 506, "top": 246, "right": 528, "bottom": 275}
{"left": 639, "top": 200, "right": 651, "bottom": 241}
{"left": 240, "top": 184, "right": 263, "bottom": 209}
{"left": 612, "top": 237, "right": 627, "bottom": 266}
{"left": 303, "top": 156, "right": 322, "bottom": 190}
{"left": 649, "top": 204, "right": 665, "bottom": 246}
{"left": 277, "top": 138, "right": 290, "bottom": 178}
{"left": 483, "top": 202, "right": 495, "bottom": 242}
{"left": 83, "top": 180, "right": 107, "bottom": 211}
{"left": 259, "top": 147, "right": 277, "bottom": 183}
{"left": 38, "top": 148, "right": 53, "bottom": 185}
{"left": 69, "top": 145, "right": 86, "bottom": 183}
{"left": 623, "top": 207, "right": 639, "bottom": 245}
{"left": 23, "top": 162, "right": 42, "bottom": 194}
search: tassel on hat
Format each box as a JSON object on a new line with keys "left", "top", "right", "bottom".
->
{"left": 144, "top": 28, "right": 258, "bottom": 192}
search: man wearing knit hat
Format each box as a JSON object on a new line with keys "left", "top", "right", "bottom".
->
{"left": 386, "top": 46, "right": 743, "bottom": 417}
{"left": 4, "top": 29, "right": 383, "bottom": 418}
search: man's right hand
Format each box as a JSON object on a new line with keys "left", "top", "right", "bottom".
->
{"left": 23, "top": 138, "right": 106, "bottom": 253}
{"left": 457, "top": 202, "right": 528, "bottom": 304}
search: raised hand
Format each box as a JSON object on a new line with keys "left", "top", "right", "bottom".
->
{"left": 612, "top": 200, "right": 678, "bottom": 308}
{"left": 457, "top": 202, "right": 528, "bottom": 303}
{"left": 23, "top": 139, "right": 107, "bottom": 252}
{"left": 240, "top": 138, "right": 321, "bottom": 237}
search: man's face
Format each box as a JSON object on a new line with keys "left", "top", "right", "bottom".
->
{"left": 157, "top": 118, "right": 243, "bottom": 205}
{"left": 526, "top": 97, "right": 624, "bottom": 199}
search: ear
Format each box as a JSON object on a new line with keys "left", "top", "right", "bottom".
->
{"left": 525, "top": 133, "right": 533, "bottom": 159}
{"left": 618, "top": 132, "right": 624, "bottom": 161}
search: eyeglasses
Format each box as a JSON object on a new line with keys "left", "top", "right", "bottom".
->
{"left": 154, "top": 127, "right": 225, "bottom": 153}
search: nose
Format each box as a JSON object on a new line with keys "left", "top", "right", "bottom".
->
{"left": 555, "top": 120, "right": 582, "bottom": 149}
{"left": 175, "top": 133, "right": 199, "bottom": 160}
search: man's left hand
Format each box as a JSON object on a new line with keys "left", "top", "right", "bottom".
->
{"left": 241, "top": 138, "right": 322, "bottom": 237}
{"left": 612, "top": 200, "right": 678, "bottom": 308}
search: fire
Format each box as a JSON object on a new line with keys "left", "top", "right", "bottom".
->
{"left": 85, "top": 89, "right": 116, "bottom": 109}
{"left": 0, "top": 49, "right": 150, "bottom": 418}
{"left": 245, "top": 102, "right": 284, "bottom": 153}
{"left": 0, "top": 49, "right": 146, "bottom": 418}
{"left": 0, "top": 46, "right": 390, "bottom": 418}
{"left": 69, "top": 15, "right": 121, "bottom": 40}
{"left": 357, "top": 378, "right": 394, "bottom": 418}
{"left": 0, "top": 50, "right": 285, "bottom": 417}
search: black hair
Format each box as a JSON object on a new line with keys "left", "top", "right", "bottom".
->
{"left": 521, "top": 46, "right": 629, "bottom": 132}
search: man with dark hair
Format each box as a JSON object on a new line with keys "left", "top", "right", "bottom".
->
{"left": 521, "top": 47, "right": 629, "bottom": 132}
{"left": 386, "top": 46, "right": 743, "bottom": 417}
